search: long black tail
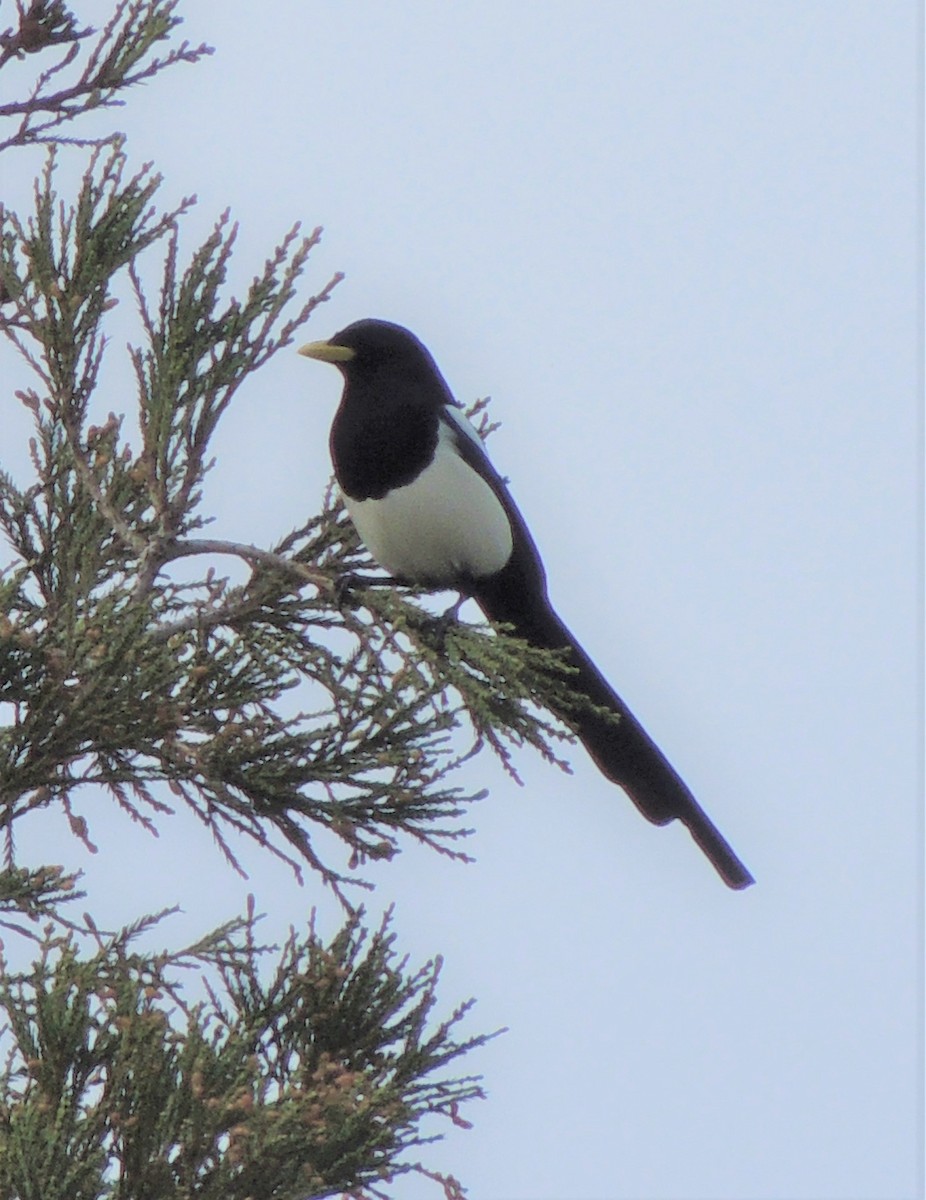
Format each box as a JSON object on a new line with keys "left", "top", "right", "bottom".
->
{"left": 473, "top": 567, "right": 754, "bottom": 890}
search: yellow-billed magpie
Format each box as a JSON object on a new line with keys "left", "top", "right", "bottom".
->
{"left": 300, "top": 319, "right": 753, "bottom": 890}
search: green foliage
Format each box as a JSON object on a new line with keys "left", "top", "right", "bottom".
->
{"left": 0, "top": 3, "right": 588, "bottom": 1192}
{"left": 0, "top": 140, "right": 578, "bottom": 896}
{"left": 0, "top": 905, "right": 493, "bottom": 1198}
{"left": 0, "top": 865, "right": 84, "bottom": 935}
{"left": 0, "top": 0, "right": 210, "bottom": 152}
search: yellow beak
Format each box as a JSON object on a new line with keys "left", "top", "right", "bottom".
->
{"left": 298, "top": 340, "right": 356, "bottom": 363}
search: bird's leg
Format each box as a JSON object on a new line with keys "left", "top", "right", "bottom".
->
{"left": 428, "top": 592, "right": 467, "bottom": 650}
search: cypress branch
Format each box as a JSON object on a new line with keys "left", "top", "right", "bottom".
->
{"left": 0, "top": 6, "right": 593, "bottom": 1189}
{"left": 1, "top": 146, "right": 580, "bottom": 895}
{"left": 0, "top": 1, "right": 211, "bottom": 151}
{"left": 0, "top": 905, "right": 496, "bottom": 1198}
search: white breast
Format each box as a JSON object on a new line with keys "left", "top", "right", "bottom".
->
{"left": 344, "top": 420, "right": 513, "bottom": 584}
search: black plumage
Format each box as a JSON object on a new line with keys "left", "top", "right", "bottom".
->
{"left": 300, "top": 319, "right": 753, "bottom": 890}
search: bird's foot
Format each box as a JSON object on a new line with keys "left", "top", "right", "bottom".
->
{"left": 333, "top": 571, "right": 404, "bottom": 610}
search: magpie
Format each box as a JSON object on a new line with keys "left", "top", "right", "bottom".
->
{"left": 300, "top": 319, "right": 753, "bottom": 890}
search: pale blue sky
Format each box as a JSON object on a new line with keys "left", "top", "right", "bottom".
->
{"left": 2, "top": 4, "right": 921, "bottom": 1198}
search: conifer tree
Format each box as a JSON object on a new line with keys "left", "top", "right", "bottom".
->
{"left": 0, "top": 4, "right": 579, "bottom": 1195}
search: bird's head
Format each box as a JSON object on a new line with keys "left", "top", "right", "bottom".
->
{"left": 299, "top": 318, "right": 442, "bottom": 384}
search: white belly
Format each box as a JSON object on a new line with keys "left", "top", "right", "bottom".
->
{"left": 344, "top": 428, "right": 513, "bottom": 584}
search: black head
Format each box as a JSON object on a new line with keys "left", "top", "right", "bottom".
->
{"left": 299, "top": 318, "right": 450, "bottom": 399}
